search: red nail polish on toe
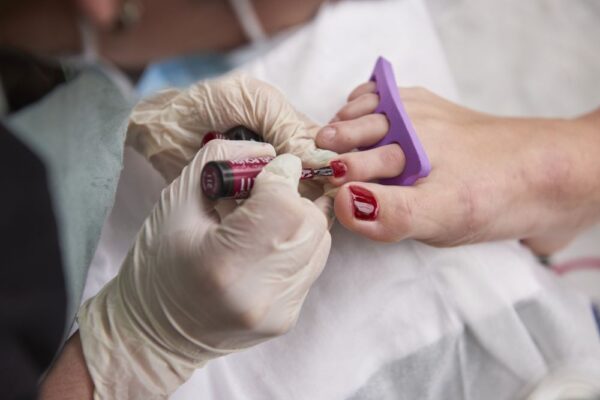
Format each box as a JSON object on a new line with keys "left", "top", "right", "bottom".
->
{"left": 330, "top": 160, "right": 347, "bottom": 178}
{"left": 349, "top": 185, "right": 378, "bottom": 221}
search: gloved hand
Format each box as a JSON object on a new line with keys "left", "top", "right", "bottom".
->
{"left": 77, "top": 139, "right": 332, "bottom": 399}
{"left": 126, "top": 73, "right": 336, "bottom": 184}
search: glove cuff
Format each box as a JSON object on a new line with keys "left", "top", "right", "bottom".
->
{"left": 77, "top": 276, "right": 204, "bottom": 399}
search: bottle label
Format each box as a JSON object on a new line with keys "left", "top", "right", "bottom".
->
{"left": 229, "top": 157, "right": 273, "bottom": 199}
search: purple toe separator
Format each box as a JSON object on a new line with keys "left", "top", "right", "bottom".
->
{"left": 360, "top": 56, "right": 431, "bottom": 186}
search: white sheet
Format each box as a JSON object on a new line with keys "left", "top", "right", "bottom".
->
{"left": 81, "top": 1, "right": 600, "bottom": 399}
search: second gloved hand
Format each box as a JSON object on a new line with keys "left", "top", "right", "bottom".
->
{"left": 77, "top": 139, "right": 332, "bottom": 399}
{"left": 127, "top": 73, "right": 336, "bottom": 183}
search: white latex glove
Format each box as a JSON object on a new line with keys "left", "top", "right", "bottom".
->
{"left": 77, "top": 139, "right": 332, "bottom": 399}
{"left": 126, "top": 73, "right": 337, "bottom": 183}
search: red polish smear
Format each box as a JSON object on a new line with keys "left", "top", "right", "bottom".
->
{"left": 349, "top": 185, "right": 378, "bottom": 221}
{"left": 330, "top": 160, "right": 347, "bottom": 178}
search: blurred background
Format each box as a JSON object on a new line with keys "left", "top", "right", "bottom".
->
{"left": 426, "top": 0, "right": 600, "bottom": 117}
